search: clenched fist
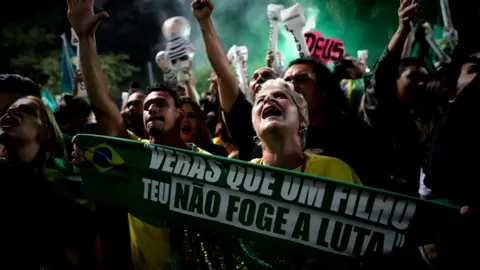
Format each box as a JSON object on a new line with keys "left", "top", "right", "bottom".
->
{"left": 192, "top": 0, "right": 214, "bottom": 22}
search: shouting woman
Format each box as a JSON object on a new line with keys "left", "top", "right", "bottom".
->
{"left": 236, "top": 78, "right": 362, "bottom": 269}
{"left": 0, "top": 96, "right": 100, "bottom": 269}
{"left": 251, "top": 78, "right": 361, "bottom": 181}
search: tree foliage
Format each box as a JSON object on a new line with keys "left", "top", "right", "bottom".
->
{"left": 1, "top": 23, "right": 138, "bottom": 96}
{"left": 99, "top": 53, "right": 140, "bottom": 96}
{"left": 192, "top": 66, "right": 214, "bottom": 93}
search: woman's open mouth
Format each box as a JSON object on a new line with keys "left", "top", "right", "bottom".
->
{"left": 181, "top": 126, "right": 192, "bottom": 133}
{"left": 0, "top": 116, "right": 20, "bottom": 128}
{"left": 261, "top": 106, "right": 283, "bottom": 119}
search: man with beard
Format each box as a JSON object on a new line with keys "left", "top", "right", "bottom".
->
{"left": 192, "top": 0, "right": 278, "bottom": 160}
{"left": 121, "top": 91, "right": 146, "bottom": 138}
{"left": 68, "top": 1, "right": 209, "bottom": 269}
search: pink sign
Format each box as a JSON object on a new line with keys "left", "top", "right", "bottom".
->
{"left": 304, "top": 30, "right": 345, "bottom": 63}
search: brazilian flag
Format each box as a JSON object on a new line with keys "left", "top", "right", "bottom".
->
{"left": 84, "top": 143, "right": 125, "bottom": 173}
{"left": 410, "top": 24, "right": 454, "bottom": 72}
{"left": 60, "top": 33, "right": 77, "bottom": 94}
{"left": 341, "top": 78, "right": 365, "bottom": 112}
{"left": 41, "top": 89, "right": 57, "bottom": 112}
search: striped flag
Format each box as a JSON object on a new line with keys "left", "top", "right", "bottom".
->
{"left": 60, "top": 33, "right": 77, "bottom": 94}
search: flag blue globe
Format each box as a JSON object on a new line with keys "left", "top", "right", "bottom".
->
{"left": 92, "top": 147, "right": 113, "bottom": 168}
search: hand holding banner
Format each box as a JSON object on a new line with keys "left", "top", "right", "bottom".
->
{"left": 74, "top": 134, "right": 460, "bottom": 263}
{"left": 304, "top": 30, "right": 345, "bottom": 63}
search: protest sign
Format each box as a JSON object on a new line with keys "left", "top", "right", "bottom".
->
{"left": 74, "top": 134, "right": 459, "bottom": 259}
{"left": 304, "top": 30, "right": 345, "bottom": 62}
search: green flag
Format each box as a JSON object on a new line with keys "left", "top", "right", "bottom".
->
{"left": 41, "top": 89, "right": 57, "bottom": 112}
{"left": 73, "top": 134, "right": 459, "bottom": 260}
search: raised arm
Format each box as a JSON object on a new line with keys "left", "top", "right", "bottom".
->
{"left": 192, "top": 0, "right": 240, "bottom": 113}
{"left": 183, "top": 75, "right": 199, "bottom": 103}
{"left": 364, "top": 0, "right": 418, "bottom": 118}
{"left": 67, "top": 0, "right": 128, "bottom": 138}
{"left": 401, "top": 28, "right": 415, "bottom": 59}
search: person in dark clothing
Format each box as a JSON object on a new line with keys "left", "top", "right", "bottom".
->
{"left": 362, "top": 0, "right": 431, "bottom": 196}
{"left": 0, "top": 96, "right": 100, "bottom": 269}
{"left": 428, "top": 41, "right": 480, "bottom": 207}
{"left": 121, "top": 91, "right": 147, "bottom": 139}
{"left": 193, "top": 0, "right": 279, "bottom": 161}
{"left": 364, "top": 55, "right": 429, "bottom": 196}
{"left": 54, "top": 94, "right": 92, "bottom": 136}
{"left": 421, "top": 40, "right": 480, "bottom": 270}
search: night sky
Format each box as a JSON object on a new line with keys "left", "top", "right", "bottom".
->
{"left": 1, "top": 0, "right": 478, "bottom": 92}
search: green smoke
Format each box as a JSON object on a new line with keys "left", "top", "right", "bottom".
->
{"left": 191, "top": 0, "right": 400, "bottom": 71}
{"left": 186, "top": 0, "right": 441, "bottom": 92}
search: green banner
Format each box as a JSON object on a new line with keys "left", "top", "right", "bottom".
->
{"left": 75, "top": 134, "right": 459, "bottom": 259}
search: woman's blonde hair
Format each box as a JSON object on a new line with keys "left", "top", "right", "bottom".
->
{"left": 25, "top": 96, "right": 68, "bottom": 161}
{"left": 254, "top": 78, "right": 309, "bottom": 148}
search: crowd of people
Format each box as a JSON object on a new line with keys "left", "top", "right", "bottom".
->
{"left": 0, "top": 0, "right": 479, "bottom": 269}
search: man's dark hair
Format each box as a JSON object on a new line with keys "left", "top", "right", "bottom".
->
{"left": 397, "top": 57, "right": 428, "bottom": 78}
{"left": 54, "top": 94, "right": 91, "bottom": 126}
{"left": 130, "top": 81, "right": 140, "bottom": 89}
{"left": 450, "top": 39, "right": 480, "bottom": 80}
{"left": 286, "top": 57, "right": 350, "bottom": 123}
{"left": 333, "top": 56, "right": 355, "bottom": 81}
{"left": 128, "top": 80, "right": 142, "bottom": 95}
{"left": 146, "top": 83, "right": 181, "bottom": 107}
{"left": 0, "top": 74, "right": 40, "bottom": 97}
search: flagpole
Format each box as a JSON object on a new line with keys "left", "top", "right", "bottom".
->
{"left": 61, "top": 33, "right": 75, "bottom": 91}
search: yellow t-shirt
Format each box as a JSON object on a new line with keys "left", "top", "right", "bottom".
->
{"left": 127, "top": 130, "right": 209, "bottom": 270}
{"left": 251, "top": 152, "right": 362, "bottom": 185}
{"left": 212, "top": 136, "right": 221, "bottom": 145}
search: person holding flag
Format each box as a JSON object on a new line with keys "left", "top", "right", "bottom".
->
{"left": 67, "top": 0, "right": 211, "bottom": 269}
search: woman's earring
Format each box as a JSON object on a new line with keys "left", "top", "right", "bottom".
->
{"left": 253, "top": 136, "right": 262, "bottom": 146}
{"left": 298, "top": 126, "right": 307, "bottom": 137}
